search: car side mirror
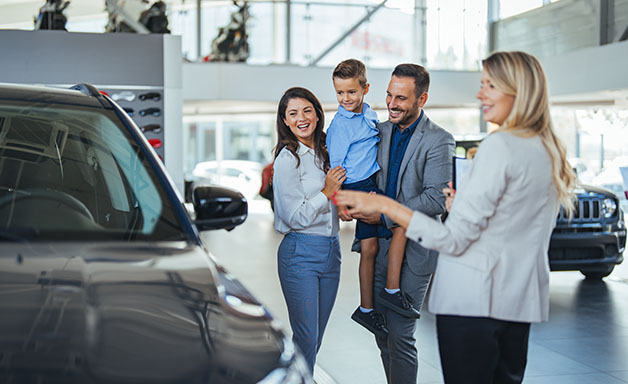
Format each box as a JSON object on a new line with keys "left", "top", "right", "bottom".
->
{"left": 193, "top": 186, "right": 247, "bottom": 231}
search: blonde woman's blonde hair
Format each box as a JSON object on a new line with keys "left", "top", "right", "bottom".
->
{"left": 482, "top": 51, "right": 576, "bottom": 215}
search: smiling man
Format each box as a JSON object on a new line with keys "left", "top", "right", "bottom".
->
{"left": 353, "top": 63, "right": 455, "bottom": 384}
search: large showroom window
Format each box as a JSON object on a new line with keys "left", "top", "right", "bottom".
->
{"left": 183, "top": 106, "right": 482, "bottom": 177}
{"left": 167, "top": 0, "right": 490, "bottom": 69}
{"left": 183, "top": 114, "right": 274, "bottom": 174}
{"left": 552, "top": 107, "right": 628, "bottom": 189}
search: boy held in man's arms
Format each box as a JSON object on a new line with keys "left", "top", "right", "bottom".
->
{"left": 327, "top": 59, "right": 420, "bottom": 338}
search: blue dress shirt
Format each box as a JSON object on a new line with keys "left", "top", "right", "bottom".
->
{"left": 384, "top": 110, "right": 423, "bottom": 199}
{"left": 326, "top": 103, "right": 380, "bottom": 184}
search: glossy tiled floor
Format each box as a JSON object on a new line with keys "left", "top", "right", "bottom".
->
{"left": 202, "top": 201, "right": 628, "bottom": 384}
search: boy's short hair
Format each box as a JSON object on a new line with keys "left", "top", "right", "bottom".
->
{"left": 332, "top": 59, "right": 368, "bottom": 88}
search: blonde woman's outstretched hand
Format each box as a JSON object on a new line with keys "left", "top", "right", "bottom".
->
{"left": 334, "top": 190, "right": 414, "bottom": 230}
{"left": 332, "top": 190, "right": 383, "bottom": 217}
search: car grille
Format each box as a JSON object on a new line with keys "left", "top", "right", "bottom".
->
{"left": 549, "top": 247, "right": 604, "bottom": 260}
{"left": 549, "top": 244, "right": 618, "bottom": 261}
{"left": 557, "top": 197, "right": 601, "bottom": 224}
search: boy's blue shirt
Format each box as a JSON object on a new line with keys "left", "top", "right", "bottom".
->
{"left": 326, "top": 102, "right": 380, "bottom": 184}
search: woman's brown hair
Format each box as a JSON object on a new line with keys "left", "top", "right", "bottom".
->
{"left": 273, "top": 87, "right": 329, "bottom": 171}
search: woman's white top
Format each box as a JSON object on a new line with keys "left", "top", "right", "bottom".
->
{"left": 273, "top": 143, "right": 339, "bottom": 237}
{"left": 406, "top": 131, "right": 559, "bottom": 323}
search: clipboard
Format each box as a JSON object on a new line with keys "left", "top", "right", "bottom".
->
{"left": 620, "top": 166, "right": 628, "bottom": 200}
{"left": 452, "top": 156, "right": 470, "bottom": 191}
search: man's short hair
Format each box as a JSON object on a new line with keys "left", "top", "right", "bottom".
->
{"left": 392, "top": 63, "right": 430, "bottom": 97}
{"left": 333, "top": 59, "right": 368, "bottom": 88}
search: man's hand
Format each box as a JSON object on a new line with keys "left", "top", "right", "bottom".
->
{"left": 443, "top": 181, "right": 455, "bottom": 213}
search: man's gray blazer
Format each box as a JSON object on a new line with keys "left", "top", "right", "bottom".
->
{"left": 376, "top": 115, "right": 455, "bottom": 275}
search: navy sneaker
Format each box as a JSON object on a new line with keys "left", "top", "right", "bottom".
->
{"left": 378, "top": 289, "right": 421, "bottom": 318}
{"left": 351, "top": 307, "right": 389, "bottom": 338}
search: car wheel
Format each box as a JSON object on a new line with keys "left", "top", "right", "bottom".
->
{"left": 580, "top": 265, "right": 615, "bottom": 280}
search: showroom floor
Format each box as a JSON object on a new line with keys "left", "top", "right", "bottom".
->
{"left": 202, "top": 200, "right": 628, "bottom": 384}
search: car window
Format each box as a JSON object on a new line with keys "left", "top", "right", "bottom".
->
{"left": 225, "top": 168, "right": 242, "bottom": 177}
{"left": 0, "top": 102, "right": 187, "bottom": 241}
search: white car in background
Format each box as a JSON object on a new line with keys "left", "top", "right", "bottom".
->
{"left": 191, "top": 160, "right": 263, "bottom": 201}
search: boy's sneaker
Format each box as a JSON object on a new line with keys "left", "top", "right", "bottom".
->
{"left": 378, "top": 289, "right": 421, "bottom": 318}
{"left": 351, "top": 307, "right": 389, "bottom": 338}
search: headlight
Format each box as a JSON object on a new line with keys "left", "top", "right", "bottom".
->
{"left": 258, "top": 337, "right": 312, "bottom": 384}
{"left": 601, "top": 198, "right": 617, "bottom": 218}
{"left": 225, "top": 294, "right": 267, "bottom": 317}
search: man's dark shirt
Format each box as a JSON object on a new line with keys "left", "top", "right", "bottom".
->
{"left": 384, "top": 110, "right": 424, "bottom": 199}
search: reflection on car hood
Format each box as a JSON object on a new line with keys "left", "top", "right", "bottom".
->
{"left": 578, "top": 184, "right": 618, "bottom": 198}
{"left": 0, "top": 242, "right": 284, "bottom": 383}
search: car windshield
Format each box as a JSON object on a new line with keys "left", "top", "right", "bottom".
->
{"left": 0, "top": 102, "right": 187, "bottom": 241}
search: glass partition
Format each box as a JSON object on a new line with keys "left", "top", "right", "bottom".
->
{"left": 168, "top": 0, "right": 488, "bottom": 69}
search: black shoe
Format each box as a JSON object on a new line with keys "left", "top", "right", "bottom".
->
{"left": 351, "top": 307, "right": 389, "bottom": 338}
{"left": 378, "top": 289, "right": 421, "bottom": 318}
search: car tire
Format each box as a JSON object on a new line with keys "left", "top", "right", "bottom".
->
{"left": 580, "top": 265, "right": 615, "bottom": 280}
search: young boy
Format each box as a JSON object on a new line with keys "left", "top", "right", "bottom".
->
{"left": 326, "top": 59, "right": 420, "bottom": 338}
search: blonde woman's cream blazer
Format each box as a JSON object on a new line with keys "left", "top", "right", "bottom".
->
{"left": 406, "top": 130, "right": 559, "bottom": 323}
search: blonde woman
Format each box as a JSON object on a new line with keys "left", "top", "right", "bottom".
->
{"left": 333, "top": 51, "right": 576, "bottom": 384}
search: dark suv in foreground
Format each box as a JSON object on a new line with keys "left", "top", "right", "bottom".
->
{"left": 0, "top": 83, "right": 310, "bottom": 383}
{"left": 549, "top": 185, "right": 626, "bottom": 279}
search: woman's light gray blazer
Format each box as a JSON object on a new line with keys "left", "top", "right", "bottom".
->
{"left": 406, "top": 131, "right": 560, "bottom": 323}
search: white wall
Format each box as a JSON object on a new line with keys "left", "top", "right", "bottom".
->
{"left": 182, "top": 63, "right": 482, "bottom": 110}
{"left": 540, "top": 40, "right": 628, "bottom": 104}
{"left": 0, "top": 30, "right": 184, "bottom": 192}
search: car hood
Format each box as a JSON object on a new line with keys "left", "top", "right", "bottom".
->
{"left": 578, "top": 184, "right": 618, "bottom": 198}
{"left": 0, "top": 241, "right": 286, "bottom": 383}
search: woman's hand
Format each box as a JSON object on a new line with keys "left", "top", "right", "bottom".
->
{"left": 333, "top": 190, "right": 414, "bottom": 230}
{"left": 321, "top": 166, "right": 346, "bottom": 199}
{"left": 332, "top": 190, "right": 383, "bottom": 217}
{"left": 443, "top": 181, "right": 455, "bottom": 213}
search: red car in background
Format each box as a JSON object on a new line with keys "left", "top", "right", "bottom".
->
{"left": 260, "top": 163, "right": 274, "bottom": 210}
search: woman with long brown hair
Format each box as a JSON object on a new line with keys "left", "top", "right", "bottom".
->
{"left": 272, "top": 87, "right": 346, "bottom": 372}
{"left": 333, "top": 51, "right": 576, "bottom": 383}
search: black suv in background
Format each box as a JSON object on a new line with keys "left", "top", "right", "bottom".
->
{"left": 550, "top": 185, "right": 626, "bottom": 279}
{"left": 455, "top": 139, "right": 626, "bottom": 280}
{"left": 0, "top": 83, "right": 310, "bottom": 383}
